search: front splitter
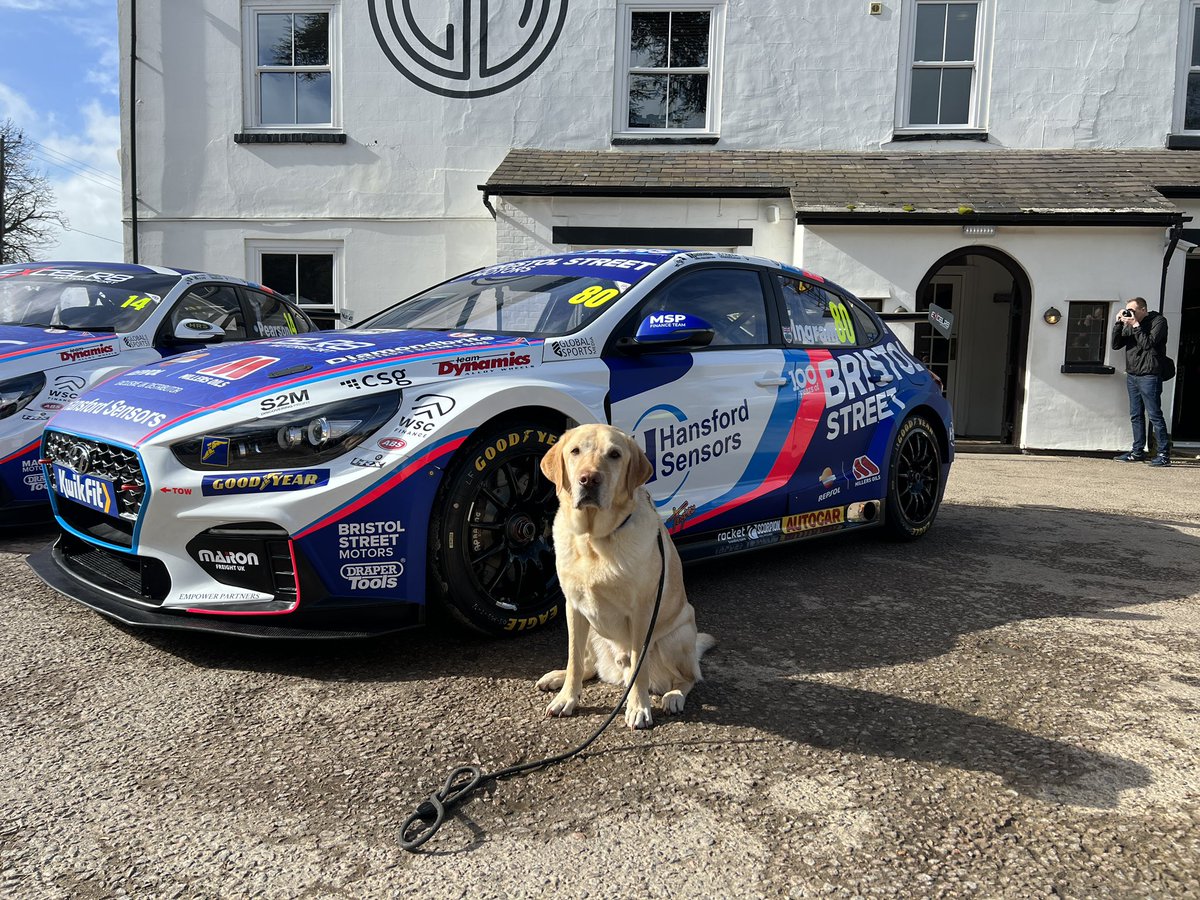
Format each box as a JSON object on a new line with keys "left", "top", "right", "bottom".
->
{"left": 27, "top": 542, "right": 417, "bottom": 639}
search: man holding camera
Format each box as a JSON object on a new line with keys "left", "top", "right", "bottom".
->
{"left": 1112, "top": 297, "right": 1170, "bottom": 467}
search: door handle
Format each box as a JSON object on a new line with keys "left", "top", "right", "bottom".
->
{"left": 755, "top": 376, "right": 787, "bottom": 387}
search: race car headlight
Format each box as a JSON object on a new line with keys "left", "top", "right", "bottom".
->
{"left": 170, "top": 392, "right": 402, "bottom": 470}
{"left": 0, "top": 373, "right": 45, "bottom": 420}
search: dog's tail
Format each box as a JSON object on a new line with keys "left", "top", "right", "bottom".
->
{"left": 696, "top": 632, "right": 717, "bottom": 658}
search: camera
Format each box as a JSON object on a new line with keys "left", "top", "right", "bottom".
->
{"left": 1121, "top": 309, "right": 1134, "bottom": 318}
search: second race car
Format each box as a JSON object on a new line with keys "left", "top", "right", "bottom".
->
{"left": 0, "top": 262, "right": 317, "bottom": 523}
{"left": 29, "top": 250, "right": 954, "bottom": 637}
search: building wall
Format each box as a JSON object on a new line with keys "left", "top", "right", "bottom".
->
{"left": 118, "top": 0, "right": 1193, "bottom": 451}
{"left": 798, "top": 224, "right": 1182, "bottom": 451}
{"left": 494, "top": 196, "right": 794, "bottom": 261}
{"left": 122, "top": 0, "right": 1186, "bottom": 293}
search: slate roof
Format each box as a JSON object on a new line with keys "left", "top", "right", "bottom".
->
{"left": 482, "top": 150, "right": 1200, "bottom": 222}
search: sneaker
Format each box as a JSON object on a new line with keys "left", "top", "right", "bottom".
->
{"left": 1113, "top": 451, "right": 1145, "bottom": 462}
{"left": 1148, "top": 455, "right": 1170, "bottom": 467}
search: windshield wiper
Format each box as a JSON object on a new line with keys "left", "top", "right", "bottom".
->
{"left": 7, "top": 321, "right": 117, "bottom": 332}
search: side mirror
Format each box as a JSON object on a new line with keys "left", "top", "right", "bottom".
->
{"left": 616, "top": 312, "right": 715, "bottom": 353}
{"left": 172, "top": 319, "right": 225, "bottom": 344}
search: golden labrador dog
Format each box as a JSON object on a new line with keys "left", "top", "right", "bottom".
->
{"left": 537, "top": 424, "right": 715, "bottom": 729}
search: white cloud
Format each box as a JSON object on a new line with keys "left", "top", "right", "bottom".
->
{"left": 64, "top": 12, "right": 119, "bottom": 98}
{"left": 0, "top": 0, "right": 97, "bottom": 11}
{"left": 40, "top": 101, "right": 123, "bottom": 262}
{"left": 0, "top": 81, "right": 34, "bottom": 122}
{"left": 1, "top": 1, "right": 124, "bottom": 261}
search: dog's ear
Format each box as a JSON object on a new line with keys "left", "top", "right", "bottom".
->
{"left": 540, "top": 437, "right": 567, "bottom": 492}
{"left": 624, "top": 433, "right": 654, "bottom": 494}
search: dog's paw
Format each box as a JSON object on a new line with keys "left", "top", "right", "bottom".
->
{"left": 537, "top": 669, "right": 567, "bottom": 692}
{"left": 546, "top": 692, "right": 578, "bottom": 718}
{"left": 625, "top": 704, "right": 653, "bottom": 730}
{"left": 661, "top": 690, "right": 686, "bottom": 714}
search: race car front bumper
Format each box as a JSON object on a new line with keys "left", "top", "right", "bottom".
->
{"left": 27, "top": 538, "right": 423, "bottom": 639}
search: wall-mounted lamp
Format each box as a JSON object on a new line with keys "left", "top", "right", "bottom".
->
{"left": 892, "top": 304, "right": 909, "bottom": 314}
{"left": 1043, "top": 307, "right": 1062, "bottom": 325}
{"left": 766, "top": 204, "right": 781, "bottom": 224}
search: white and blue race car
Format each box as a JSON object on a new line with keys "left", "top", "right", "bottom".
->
{"left": 0, "top": 263, "right": 317, "bottom": 525}
{"left": 29, "top": 250, "right": 953, "bottom": 637}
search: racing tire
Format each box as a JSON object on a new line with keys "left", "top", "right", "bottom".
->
{"left": 883, "top": 414, "right": 943, "bottom": 541}
{"left": 429, "top": 420, "right": 564, "bottom": 636}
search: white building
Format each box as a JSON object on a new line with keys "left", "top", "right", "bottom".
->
{"left": 119, "top": 0, "right": 1200, "bottom": 452}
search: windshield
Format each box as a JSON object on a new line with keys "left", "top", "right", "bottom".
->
{"left": 361, "top": 251, "right": 675, "bottom": 337}
{"left": 363, "top": 273, "right": 636, "bottom": 337}
{"left": 0, "top": 271, "right": 181, "bottom": 333}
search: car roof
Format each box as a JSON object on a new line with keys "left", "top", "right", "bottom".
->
{"left": 0, "top": 262, "right": 287, "bottom": 294}
{"left": 0, "top": 261, "right": 199, "bottom": 276}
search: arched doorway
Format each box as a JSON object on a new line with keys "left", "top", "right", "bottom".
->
{"left": 914, "top": 247, "right": 1032, "bottom": 446}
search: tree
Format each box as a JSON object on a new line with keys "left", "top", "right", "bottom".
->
{"left": 0, "top": 119, "right": 68, "bottom": 264}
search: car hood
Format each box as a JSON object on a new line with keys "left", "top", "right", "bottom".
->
{"left": 47, "top": 329, "right": 539, "bottom": 445}
{"left": 0, "top": 325, "right": 122, "bottom": 376}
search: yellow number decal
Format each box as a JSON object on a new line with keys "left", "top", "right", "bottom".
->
{"left": 567, "top": 285, "right": 620, "bottom": 308}
{"left": 121, "top": 294, "right": 155, "bottom": 311}
{"left": 830, "top": 301, "right": 856, "bottom": 344}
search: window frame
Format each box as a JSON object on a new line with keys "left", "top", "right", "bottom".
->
{"left": 773, "top": 272, "right": 884, "bottom": 351}
{"left": 157, "top": 281, "right": 253, "bottom": 345}
{"left": 1175, "top": 0, "right": 1200, "bottom": 133}
{"left": 612, "top": 0, "right": 726, "bottom": 139}
{"left": 241, "top": 286, "right": 316, "bottom": 337}
{"left": 1062, "top": 300, "right": 1114, "bottom": 369}
{"left": 895, "top": 0, "right": 992, "bottom": 134}
{"left": 245, "top": 239, "right": 344, "bottom": 326}
{"left": 241, "top": 1, "right": 341, "bottom": 132}
{"left": 608, "top": 263, "right": 780, "bottom": 353}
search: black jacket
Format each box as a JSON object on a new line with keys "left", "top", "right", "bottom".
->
{"left": 1111, "top": 310, "right": 1169, "bottom": 376}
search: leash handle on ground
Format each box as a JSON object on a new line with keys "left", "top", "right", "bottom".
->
{"left": 398, "top": 531, "right": 666, "bottom": 853}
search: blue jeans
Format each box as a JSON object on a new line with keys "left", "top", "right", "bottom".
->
{"left": 1126, "top": 374, "right": 1169, "bottom": 455}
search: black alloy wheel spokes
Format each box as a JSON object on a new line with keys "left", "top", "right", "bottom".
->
{"left": 464, "top": 452, "right": 558, "bottom": 612}
{"left": 896, "top": 430, "right": 938, "bottom": 525}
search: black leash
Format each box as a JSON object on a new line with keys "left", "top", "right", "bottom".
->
{"left": 399, "top": 531, "right": 667, "bottom": 852}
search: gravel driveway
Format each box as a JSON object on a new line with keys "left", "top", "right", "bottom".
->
{"left": 1, "top": 453, "right": 1198, "bottom": 898}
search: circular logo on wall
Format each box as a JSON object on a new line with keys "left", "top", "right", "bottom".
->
{"left": 369, "top": 0, "right": 569, "bottom": 99}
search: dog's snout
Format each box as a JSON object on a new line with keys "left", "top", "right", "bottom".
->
{"left": 577, "top": 470, "right": 602, "bottom": 488}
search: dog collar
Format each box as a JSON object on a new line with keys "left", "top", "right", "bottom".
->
{"left": 614, "top": 512, "right": 633, "bottom": 532}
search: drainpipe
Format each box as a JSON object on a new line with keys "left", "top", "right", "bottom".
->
{"left": 481, "top": 190, "right": 497, "bottom": 219}
{"left": 1159, "top": 219, "right": 1186, "bottom": 313}
{"left": 129, "top": 0, "right": 139, "bottom": 263}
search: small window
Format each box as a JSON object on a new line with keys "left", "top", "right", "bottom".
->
{"left": 1065, "top": 301, "right": 1110, "bottom": 366}
{"left": 639, "top": 268, "right": 769, "bottom": 347}
{"left": 899, "top": 1, "right": 989, "bottom": 130}
{"left": 1178, "top": 2, "right": 1200, "bottom": 131}
{"left": 257, "top": 250, "right": 337, "bottom": 328}
{"left": 615, "top": 2, "right": 724, "bottom": 136}
{"left": 777, "top": 275, "right": 868, "bottom": 348}
{"left": 245, "top": 289, "right": 314, "bottom": 337}
{"left": 243, "top": 4, "right": 338, "bottom": 129}
{"left": 170, "top": 285, "right": 248, "bottom": 341}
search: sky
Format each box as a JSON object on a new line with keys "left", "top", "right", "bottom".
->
{"left": 0, "top": 0, "right": 122, "bottom": 262}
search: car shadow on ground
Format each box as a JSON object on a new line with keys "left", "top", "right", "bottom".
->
{"left": 70, "top": 500, "right": 1195, "bottom": 809}
{"left": 120, "top": 500, "right": 1198, "bottom": 680}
